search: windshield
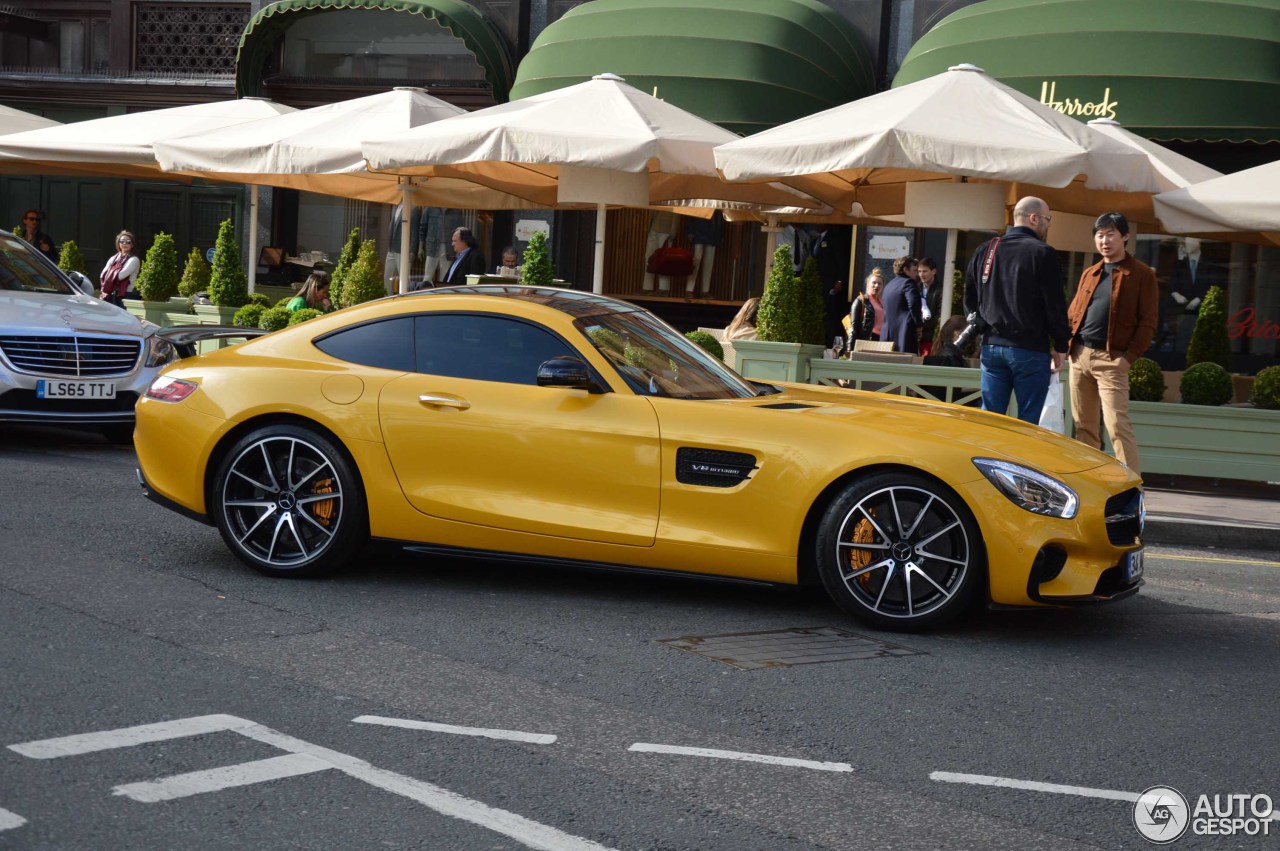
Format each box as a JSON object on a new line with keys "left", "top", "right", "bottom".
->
{"left": 576, "top": 309, "right": 760, "bottom": 400}
{"left": 0, "top": 235, "right": 75, "bottom": 295}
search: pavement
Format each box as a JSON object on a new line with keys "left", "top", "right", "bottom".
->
{"left": 1141, "top": 473, "right": 1280, "bottom": 550}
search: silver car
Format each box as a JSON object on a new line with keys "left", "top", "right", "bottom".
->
{"left": 0, "top": 232, "right": 176, "bottom": 442}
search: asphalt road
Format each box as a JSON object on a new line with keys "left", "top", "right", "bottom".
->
{"left": 1, "top": 426, "right": 1278, "bottom": 851}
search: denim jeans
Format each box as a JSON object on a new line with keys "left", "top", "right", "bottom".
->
{"left": 980, "top": 344, "right": 1051, "bottom": 424}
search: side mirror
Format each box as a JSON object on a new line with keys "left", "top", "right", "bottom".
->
{"left": 68, "top": 271, "right": 95, "bottom": 296}
{"left": 537, "top": 356, "right": 603, "bottom": 393}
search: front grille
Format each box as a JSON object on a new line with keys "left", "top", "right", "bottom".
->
{"left": 0, "top": 335, "right": 142, "bottom": 378}
{"left": 1104, "top": 487, "right": 1143, "bottom": 546}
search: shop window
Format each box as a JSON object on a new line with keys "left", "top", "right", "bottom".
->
{"left": 263, "top": 9, "right": 486, "bottom": 88}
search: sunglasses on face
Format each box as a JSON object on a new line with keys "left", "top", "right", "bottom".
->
{"left": 24, "top": 216, "right": 38, "bottom": 222}
{"left": 119, "top": 239, "right": 133, "bottom": 244}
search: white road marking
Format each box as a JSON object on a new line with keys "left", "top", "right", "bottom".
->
{"left": 930, "top": 771, "right": 1140, "bottom": 802}
{"left": 0, "top": 807, "right": 27, "bottom": 831}
{"left": 353, "top": 715, "right": 557, "bottom": 744}
{"left": 629, "top": 743, "right": 853, "bottom": 773}
{"left": 9, "top": 715, "right": 239, "bottom": 759}
{"left": 9, "top": 714, "right": 616, "bottom": 851}
{"left": 114, "top": 753, "right": 333, "bottom": 803}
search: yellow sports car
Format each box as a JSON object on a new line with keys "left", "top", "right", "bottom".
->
{"left": 136, "top": 286, "right": 1144, "bottom": 630}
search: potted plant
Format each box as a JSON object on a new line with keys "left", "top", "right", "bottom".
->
{"left": 258, "top": 306, "right": 291, "bottom": 332}
{"left": 330, "top": 227, "right": 361, "bottom": 308}
{"left": 178, "top": 246, "right": 210, "bottom": 308}
{"left": 684, "top": 329, "right": 724, "bottom": 361}
{"left": 56, "top": 240, "right": 86, "bottom": 276}
{"left": 520, "top": 231, "right": 556, "bottom": 287}
{"left": 202, "top": 218, "right": 248, "bottom": 322}
{"left": 339, "top": 239, "right": 385, "bottom": 306}
{"left": 130, "top": 232, "right": 182, "bottom": 324}
{"left": 734, "top": 245, "right": 826, "bottom": 382}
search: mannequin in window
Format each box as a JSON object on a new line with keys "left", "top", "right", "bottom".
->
{"left": 642, "top": 209, "right": 679, "bottom": 292}
{"left": 385, "top": 201, "right": 421, "bottom": 292}
{"left": 417, "top": 206, "right": 444, "bottom": 284}
{"left": 684, "top": 211, "right": 722, "bottom": 298}
{"left": 1169, "top": 237, "right": 1225, "bottom": 351}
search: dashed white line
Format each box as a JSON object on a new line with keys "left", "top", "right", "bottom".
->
{"left": 0, "top": 807, "right": 27, "bottom": 831}
{"left": 114, "top": 753, "right": 333, "bottom": 803}
{"left": 353, "top": 715, "right": 557, "bottom": 744}
{"left": 629, "top": 743, "right": 853, "bottom": 773}
{"left": 930, "top": 771, "right": 1140, "bottom": 802}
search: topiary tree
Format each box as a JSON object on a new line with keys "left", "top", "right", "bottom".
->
{"left": 330, "top": 227, "right": 361, "bottom": 307}
{"left": 1250, "top": 365, "right": 1280, "bottom": 410}
{"left": 11, "top": 225, "right": 22, "bottom": 237}
{"left": 248, "top": 291, "right": 271, "bottom": 307}
{"left": 1180, "top": 361, "right": 1233, "bottom": 406}
{"left": 1128, "top": 357, "right": 1166, "bottom": 402}
{"left": 258, "top": 306, "right": 291, "bottom": 332}
{"left": 1185, "top": 284, "right": 1231, "bottom": 371}
{"left": 521, "top": 231, "right": 555, "bottom": 287}
{"left": 685, "top": 330, "right": 724, "bottom": 361}
{"left": 758, "top": 246, "right": 824, "bottom": 345}
{"left": 135, "top": 232, "right": 180, "bottom": 301}
{"left": 208, "top": 218, "right": 249, "bottom": 308}
{"left": 233, "top": 303, "right": 265, "bottom": 328}
{"left": 288, "top": 307, "right": 323, "bottom": 325}
{"left": 340, "top": 239, "right": 386, "bottom": 306}
{"left": 178, "top": 247, "right": 210, "bottom": 298}
{"left": 57, "top": 240, "right": 86, "bottom": 275}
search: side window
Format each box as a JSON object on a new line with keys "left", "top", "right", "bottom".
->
{"left": 313, "top": 317, "right": 414, "bottom": 371}
{"left": 415, "top": 314, "right": 577, "bottom": 385}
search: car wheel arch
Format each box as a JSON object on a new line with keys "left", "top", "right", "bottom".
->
{"left": 797, "top": 464, "right": 989, "bottom": 590}
{"left": 204, "top": 414, "right": 363, "bottom": 521}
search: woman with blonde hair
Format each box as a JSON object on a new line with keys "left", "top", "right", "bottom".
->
{"left": 286, "top": 271, "right": 333, "bottom": 312}
{"left": 849, "top": 268, "right": 885, "bottom": 341}
{"left": 723, "top": 297, "right": 760, "bottom": 341}
{"left": 99, "top": 230, "right": 140, "bottom": 307}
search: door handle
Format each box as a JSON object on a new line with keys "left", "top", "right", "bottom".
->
{"left": 418, "top": 394, "right": 470, "bottom": 410}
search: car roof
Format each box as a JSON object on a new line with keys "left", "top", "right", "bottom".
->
{"left": 402, "top": 285, "right": 644, "bottom": 321}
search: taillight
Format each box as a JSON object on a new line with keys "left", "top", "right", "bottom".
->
{"left": 145, "top": 376, "right": 198, "bottom": 402}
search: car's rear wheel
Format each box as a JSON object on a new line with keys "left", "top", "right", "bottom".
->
{"left": 815, "top": 472, "right": 983, "bottom": 631}
{"left": 211, "top": 424, "right": 367, "bottom": 578}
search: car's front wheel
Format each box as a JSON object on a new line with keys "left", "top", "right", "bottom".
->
{"left": 815, "top": 472, "right": 983, "bottom": 631}
{"left": 211, "top": 424, "right": 367, "bottom": 577}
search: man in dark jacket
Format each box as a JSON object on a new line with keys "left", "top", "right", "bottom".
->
{"left": 963, "top": 196, "right": 1070, "bottom": 424}
{"left": 1067, "top": 212, "right": 1158, "bottom": 473}
{"left": 917, "top": 257, "right": 944, "bottom": 354}
{"left": 442, "top": 226, "right": 487, "bottom": 285}
{"left": 881, "top": 255, "right": 923, "bottom": 354}
{"left": 813, "top": 225, "right": 850, "bottom": 346}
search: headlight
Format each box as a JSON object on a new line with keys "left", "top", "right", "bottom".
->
{"left": 973, "top": 458, "right": 1078, "bottom": 519}
{"left": 144, "top": 335, "right": 177, "bottom": 367}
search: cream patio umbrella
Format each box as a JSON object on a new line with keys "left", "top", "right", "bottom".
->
{"left": 0, "top": 105, "right": 58, "bottom": 136}
{"left": 154, "top": 88, "right": 542, "bottom": 293}
{"left": 1153, "top": 159, "right": 1280, "bottom": 242}
{"left": 0, "top": 97, "right": 297, "bottom": 292}
{"left": 363, "top": 73, "right": 817, "bottom": 293}
{"left": 715, "top": 64, "right": 1168, "bottom": 311}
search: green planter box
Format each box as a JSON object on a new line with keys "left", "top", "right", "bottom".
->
{"left": 1128, "top": 401, "right": 1280, "bottom": 482}
{"left": 731, "top": 340, "right": 825, "bottom": 383}
{"left": 193, "top": 304, "right": 240, "bottom": 324}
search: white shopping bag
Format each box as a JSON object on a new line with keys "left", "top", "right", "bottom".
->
{"left": 1039, "top": 372, "right": 1066, "bottom": 434}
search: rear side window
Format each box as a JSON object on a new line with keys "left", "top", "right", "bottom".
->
{"left": 415, "top": 313, "right": 577, "bottom": 385}
{"left": 314, "top": 317, "right": 414, "bottom": 371}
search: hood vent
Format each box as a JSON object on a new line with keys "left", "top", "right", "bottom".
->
{"left": 676, "top": 447, "right": 757, "bottom": 487}
{"left": 756, "top": 402, "right": 817, "bottom": 410}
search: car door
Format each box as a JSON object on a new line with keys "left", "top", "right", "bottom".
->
{"left": 379, "top": 312, "right": 661, "bottom": 547}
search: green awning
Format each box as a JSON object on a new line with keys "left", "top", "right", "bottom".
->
{"left": 510, "top": 0, "right": 874, "bottom": 136}
{"left": 236, "top": 0, "right": 514, "bottom": 100}
{"left": 894, "top": 0, "right": 1280, "bottom": 144}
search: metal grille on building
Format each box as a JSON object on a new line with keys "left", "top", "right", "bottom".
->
{"left": 134, "top": 3, "right": 250, "bottom": 76}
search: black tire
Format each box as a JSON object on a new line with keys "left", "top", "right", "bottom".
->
{"left": 814, "top": 471, "right": 983, "bottom": 631}
{"left": 101, "top": 423, "right": 134, "bottom": 445}
{"left": 211, "top": 424, "right": 367, "bottom": 578}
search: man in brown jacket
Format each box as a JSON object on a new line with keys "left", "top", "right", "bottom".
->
{"left": 1067, "top": 212, "right": 1159, "bottom": 472}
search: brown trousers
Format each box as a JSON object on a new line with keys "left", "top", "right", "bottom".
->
{"left": 1069, "top": 343, "right": 1140, "bottom": 473}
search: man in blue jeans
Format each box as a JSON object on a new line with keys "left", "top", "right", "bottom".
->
{"left": 963, "top": 197, "right": 1070, "bottom": 424}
